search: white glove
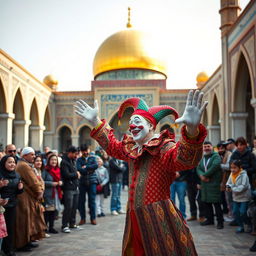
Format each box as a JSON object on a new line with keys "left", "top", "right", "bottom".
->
{"left": 74, "top": 100, "right": 101, "bottom": 127}
{"left": 175, "top": 90, "right": 208, "bottom": 136}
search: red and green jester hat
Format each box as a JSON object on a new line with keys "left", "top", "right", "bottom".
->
{"left": 117, "top": 97, "right": 179, "bottom": 130}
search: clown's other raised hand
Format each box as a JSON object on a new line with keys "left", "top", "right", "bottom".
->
{"left": 74, "top": 100, "right": 101, "bottom": 127}
{"left": 175, "top": 90, "right": 208, "bottom": 137}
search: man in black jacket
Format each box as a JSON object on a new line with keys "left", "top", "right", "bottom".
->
{"left": 60, "top": 146, "right": 80, "bottom": 233}
{"left": 109, "top": 157, "right": 126, "bottom": 215}
{"left": 230, "top": 137, "right": 256, "bottom": 188}
{"left": 76, "top": 144, "right": 98, "bottom": 225}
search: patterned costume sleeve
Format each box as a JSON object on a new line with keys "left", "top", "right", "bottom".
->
{"left": 90, "top": 119, "right": 129, "bottom": 162}
{"left": 161, "top": 124, "right": 207, "bottom": 172}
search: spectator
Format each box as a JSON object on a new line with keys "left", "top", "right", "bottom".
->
{"left": 230, "top": 137, "right": 256, "bottom": 189}
{"left": 15, "top": 147, "right": 45, "bottom": 252}
{"left": 0, "top": 155, "right": 23, "bottom": 256}
{"left": 226, "top": 138, "right": 236, "bottom": 153}
{"left": 197, "top": 141, "right": 224, "bottom": 229}
{"left": 101, "top": 151, "right": 111, "bottom": 198}
{"left": 217, "top": 141, "right": 232, "bottom": 215}
{"left": 226, "top": 159, "right": 251, "bottom": 233}
{"left": 4, "top": 145, "right": 19, "bottom": 162}
{"left": 76, "top": 144, "right": 98, "bottom": 225}
{"left": 61, "top": 146, "right": 80, "bottom": 233}
{"left": 185, "top": 168, "right": 204, "bottom": 222}
{"left": 95, "top": 157, "right": 109, "bottom": 217}
{"left": 42, "top": 154, "right": 63, "bottom": 234}
{"left": 252, "top": 136, "right": 256, "bottom": 157}
{"left": 170, "top": 171, "right": 189, "bottom": 219}
{"left": 109, "top": 157, "right": 126, "bottom": 216}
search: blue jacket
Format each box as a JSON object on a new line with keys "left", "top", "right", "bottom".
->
{"left": 76, "top": 156, "right": 98, "bottom": 185}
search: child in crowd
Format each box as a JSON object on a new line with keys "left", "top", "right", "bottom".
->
{"left": 226, "top": 159, "right": 251, "bottom": 233}
{"left": 95, "top": 157, "right": 109, "bottom": 217}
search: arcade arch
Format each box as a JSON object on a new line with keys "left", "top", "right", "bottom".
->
{"left": 58, "top": 126, "right": 72, "bottom": 153}
{"left": 231, "top": 52, "right": 254, "bottom": 142}
{"left": 78, "top": 126, "right": 92, "bottom": 146}
{"left": 0, "top": 79, "right": 8, "bottom": 148}
{"left": 209, "top": 94, "right": 220, "bottom": 146}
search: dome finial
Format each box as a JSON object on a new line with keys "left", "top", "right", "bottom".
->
{"left": 126, "top": 7, "right": 132, "bottom": 28}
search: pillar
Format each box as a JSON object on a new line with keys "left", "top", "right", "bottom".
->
{"left": 207, "top": 125, "right": 221, "bottom": 146}
{"left": 0, "top": 113, "right": 15, "bottom": 146}
{"left": 13, "top": 120, "right": 31, "bottom": 149}
{"left": 29, "top": 125, "right": 45, "bottom": 151}
{"left": 229, "top": 112, "right": 248, "bottom": 139}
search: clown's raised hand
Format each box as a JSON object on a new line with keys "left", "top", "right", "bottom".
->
{"left": 175, "top": 90, "right": 208, "bottom": 136}
{"left": 74, "top": 100, "right": 101, "bottom": 127}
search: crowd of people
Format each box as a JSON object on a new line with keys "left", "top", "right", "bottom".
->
{"left": 0, "top": 135, "right": 256, "bottom": 255}
{"left": 0, "top": 143, "right": 128, "bottom": 256}
{"left": 171, "top": 136, "right": 256, "bottom": 252}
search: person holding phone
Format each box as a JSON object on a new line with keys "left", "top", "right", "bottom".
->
{"left": 0, "top": 155, "right": 23, "bottom": 256}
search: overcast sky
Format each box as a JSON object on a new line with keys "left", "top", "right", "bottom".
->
{"left": 0, "top": 0, "right": 250, "bottom": 91}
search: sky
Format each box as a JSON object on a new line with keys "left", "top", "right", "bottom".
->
{"left": 0, "top": 0, "right": 250, "bottom": 91}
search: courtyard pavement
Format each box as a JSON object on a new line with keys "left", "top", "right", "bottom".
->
{"left": 16, "top": 191, "right": 256, "bottom": 256}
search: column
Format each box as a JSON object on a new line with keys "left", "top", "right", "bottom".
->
{"left": 251, "top": 98, "right": 256, "bottom": 137}
{"left": 29, "top": 125, "right": 45, "bottom": 151}
{"left": 207, "top": 125, "right": 220, "bottom": 146}
{"left": 0, "top": 113, "right": 15, "bottom": 146}
{"left": 43, "top": 131, "right": 54, "bottom": 150}
{"left": 71, "top": 135, "right": 79, "bottom": 147}
{"left": 229, "top": 112, "right": 248, "bottom": 139}
{"left": 13, "top": 120, "right": 31, "bottom": 149}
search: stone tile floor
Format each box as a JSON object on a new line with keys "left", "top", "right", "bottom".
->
{"left": 15, "top": 191, "right": 256, "bottom": 256}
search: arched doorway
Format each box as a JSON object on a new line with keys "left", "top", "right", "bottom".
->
{"left": 28, "top": 99, "right": 40, "bottom": 150}
{"left": 12, "top": 88, "right": 25, "bottom": 148}
{"left": 209, "top": 95, "right": 220, "bottom": 146}
{"left": 43, "top": 105, "right": 52, "bottom": 149}
{"left": 109, "top": 108, "right": 134, "bottom": 140}
{"left": 232, "top": 53, "right": 254, "bottom": 142}
{"left": 78, "top": 126, "right": 92, "bottom": 147}
{"left": 0, "top": 79, "right": 7, "bottom": 149}
{"left": 58, "top": 126, "right": 72, "bottom": 153}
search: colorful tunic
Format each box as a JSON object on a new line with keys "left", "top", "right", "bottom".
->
{"left": 91, "top": 120, "right": 207, "bottom": 256}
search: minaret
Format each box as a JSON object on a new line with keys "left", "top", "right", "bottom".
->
{"left": 219, "top": 0, "right": 241, "bottom": 37}
{"left": 126, "top": 7, "right": 132, "bottom": 28}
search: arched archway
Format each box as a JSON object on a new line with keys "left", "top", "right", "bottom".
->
{"left": 43, "top": 105, "right": 52, "bottom": 149}
{"left": 232, "top": 52, "right": 254, "bottom": 142}
{"left": 28, "top": 98, "right": 41, "bottom": 149}
{"left": 78, "top": 126, "right": 92, "bottom": 146}
{"left": 0, "top": 79, "right": 7, "bottom": 149}
{"left": 58, "top": 126, "right": 72, "bottom": 153}
{"left": 12, "top": 88, "right": 25, "bottom": 147}
{"left": 109, "top": 108, "right": 134, "bottom": 140}
{"left": 209, "top": 94, "right": 220, "bottom": 146}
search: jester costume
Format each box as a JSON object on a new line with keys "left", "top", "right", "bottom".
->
{"left": 91, "top": 98, "right": 207, "bottom": 256}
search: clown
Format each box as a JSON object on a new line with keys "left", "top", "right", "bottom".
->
{"left": 75, "top": 90, "right": 207, "bottom": 256}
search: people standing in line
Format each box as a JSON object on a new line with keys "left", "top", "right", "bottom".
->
{"left": 109, "top": 157, "right": 126, "bottom": 216}
{"left": 226, "top": 138, "right": 237, "bottom": 153}
{"left": 217, "top": 141, "right": 232, "bottom": 216}
{"left": 95, "top": 157, "right": 109, "bottom": 217}
{"left": 170, "top": 171, "right": 189, "bottom": 219}
{"left": 185, "top": 168, "right": 205, "bottom": 222}
{"left": 76, "top": 144, "right": 98, "bottom": 225}
{"left": 42, "top": 154, "right": 63, "bottom": 234}
{"left": 60, "top": 146, "right": 80, "bottom": 233}
{"left": 0, "top": 155, "right": 23, "bottom": 256}
{"left": 197, "top": 141, "right": 224, "bottom": 229}
{"left": 15, "top": 147, "right": 45, "bottom": 252}
{"left": 230, "top": 137, "right": 256, "bottom": 189}
{"left": 226, "top": 159, "right": 251, "bottom": 233}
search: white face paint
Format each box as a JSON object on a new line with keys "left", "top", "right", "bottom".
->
{"left": 129, "top": 115, "right": 152, "bottom": 145}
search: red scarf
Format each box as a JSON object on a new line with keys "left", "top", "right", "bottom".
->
{"left": 46, "top": 166, "right": 63, "bottom": 199}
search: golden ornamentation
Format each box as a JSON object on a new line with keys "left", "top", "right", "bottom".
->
{"left": 180, "top": 232, "right": 187, "bottom": 245}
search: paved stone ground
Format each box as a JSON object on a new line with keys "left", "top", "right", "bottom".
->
{"left": 16, "top": 191, "right": 256, "bottom": 256}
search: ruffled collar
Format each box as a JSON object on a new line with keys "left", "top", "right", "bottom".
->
{"left": 122, "top": 129, "right": 175, "bottom": 159}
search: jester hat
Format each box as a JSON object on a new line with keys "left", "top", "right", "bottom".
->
{"left": 118, "top": 97, "right": 179, "bottom": 129}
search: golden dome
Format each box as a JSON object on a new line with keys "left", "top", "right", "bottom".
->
{"left": 196, "top": 72, "right": 209, "bottom": 83}
{"left": 43, "top": 75, "right": 58, "bottom": 89}
{"left": 93, "top": 29, "right": 167, "bottom": 78}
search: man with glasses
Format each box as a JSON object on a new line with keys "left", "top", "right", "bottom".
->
{"left": 5, "top": 144, "right": 19, "bottom": 161}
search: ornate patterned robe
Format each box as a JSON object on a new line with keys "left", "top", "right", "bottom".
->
{"left": 91, "top": 120, "right": 207, "bottom": 256}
